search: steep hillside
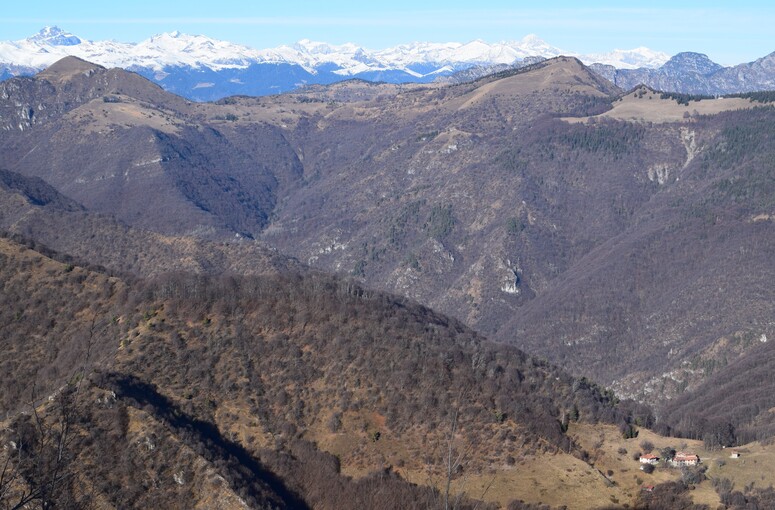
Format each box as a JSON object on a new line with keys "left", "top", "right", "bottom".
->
{"left": 264, "top": 56, "right": 621, "bottom": 330}
{"left": 661, "top": 332, "right": 775, "bottom": 445}
{"left": 0, "top": 237, "right": 124, "bottom": 414}
{"left": 3, "top": 56, "right": 775, "bottom": 446}
{"left": 0, "top": 57, "right": 303, "bottom": 238}
{"left": 259, "top": 60, "right": 775, "bottom": 419}
{"left": 0, "top": 56, "right": 189, "bottom": 130}
{"left": 497, "top": 107, "right": 775, "bottom": 410}
{"left": 0, "top": 169, "right": 298, "bottom": 277}
{"left": 0, "top": 237, "right": 653, "bottom": 509}
{"left": 265, "top": 67, "right": 775, "bottom": 426}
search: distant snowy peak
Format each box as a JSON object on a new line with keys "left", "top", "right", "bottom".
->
{"left": 0, "top": 26, "right": 670, "bottom": 75}
{"left": 30, "top": 26, "right": 82, "bottom": 46}
{"left": 293, "top": 39, "right": 362, "bottom": 56}
{"left": 0, "top": 27, "right": 132, "bottom": 69}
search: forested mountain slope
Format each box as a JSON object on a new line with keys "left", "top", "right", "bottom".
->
{"left": 2, "top": 55, "right": 774, "bottom": 450}
{"left": 0, "top": 236, "right": 650, "bottom": 509}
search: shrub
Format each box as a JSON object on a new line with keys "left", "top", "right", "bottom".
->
{"left": 619, "top": 422, "right": 638, "bottom": 439}
{"left": 327, "top": 412, "right": 342, "bottom": 433}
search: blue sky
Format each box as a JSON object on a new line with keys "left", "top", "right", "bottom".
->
{"left": 2, "top": 1, "right": 774, "bottom": 65}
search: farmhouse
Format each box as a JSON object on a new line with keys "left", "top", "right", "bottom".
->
{"left": 670, "top": 452, "right": 700, "bottom": 467}
{"left": 639, "top": 453, "right": 660, "bottom": 465}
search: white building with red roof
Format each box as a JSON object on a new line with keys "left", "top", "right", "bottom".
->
{"left": 671, "top": 452, "right": 700, "bottom": 467}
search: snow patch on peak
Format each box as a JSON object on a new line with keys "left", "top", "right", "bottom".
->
{"left": 294, "top": 39, "right": 361, "bottom": 55}
{"left": 515, "top": 34, "right": 562, "bottom": 56}
{"left": 581, "top": 47, "right": 670, "bottom": 69}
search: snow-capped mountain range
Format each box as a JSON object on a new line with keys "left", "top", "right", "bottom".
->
{"left": 3, "top": 27, "right": 772, "bottom": 101}
{"left": 0, "top": 26, "right": 673, "bottom": 100}
{"left": 1, "top": 26, "right": 667, "bottom": 73}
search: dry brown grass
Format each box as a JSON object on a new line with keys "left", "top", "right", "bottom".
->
{"left": 313, "top": 420, "right": 705, "bottom": 509}
{"left": 63, "top": 96, "right": 186, "bottom": 135}
{"left": 564, "top": 86, "right": 762, "bottom": 124}
{"left": 455, "top": 58, "right": 611, "bottom": 111}
{"left": 703, "top": 441, "right": 775, "bottom": 493}
{"left": 312, "top": 420, "right": 734, "bottom": 509}
{"left": 35, "top": 56, "right": 104, "bottom": 83}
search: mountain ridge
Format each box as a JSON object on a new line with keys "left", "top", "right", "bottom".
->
{"left": 592, "top": 50, "right": 775, "bottom": 95}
